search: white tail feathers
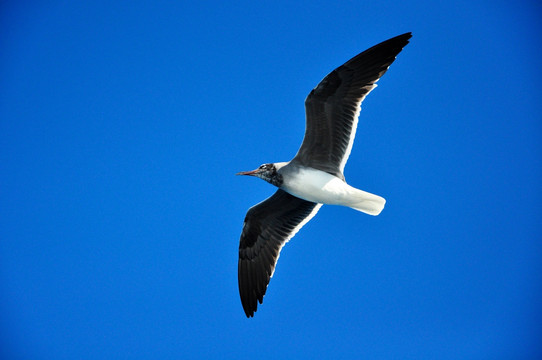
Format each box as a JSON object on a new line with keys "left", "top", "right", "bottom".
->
{"left": 347, "top": 189, "right": 386, "bottom": 216}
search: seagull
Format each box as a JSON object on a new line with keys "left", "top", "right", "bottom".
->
{"left": 236, "top": 33, "right": 411, "bottom": 317}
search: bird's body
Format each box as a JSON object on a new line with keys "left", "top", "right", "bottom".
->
{"left": 279, "top": 163, "right": 385, "bottom": 215}
{"left": 237, "top": 33, "right": 412, "bottom": 317}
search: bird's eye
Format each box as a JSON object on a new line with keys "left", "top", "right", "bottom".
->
{"left": 259, "top": 164, "right": 266, "bottom": 169}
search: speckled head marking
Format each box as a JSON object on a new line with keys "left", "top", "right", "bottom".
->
{"left": 236, "top": 163, "right": 283, "bottom": 187}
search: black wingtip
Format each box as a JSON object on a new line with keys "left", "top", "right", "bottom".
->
{"left": 241, "top": 297, "right": 258, "bottom": 318}
{"left": 400, "top": 32, "right": 412, "bottom": 44}
{"left": 377, "top": 32, "right": 412, "bottom": 50}
{"left": 394, "top": 32, "right": 412, "bottom": 48}
{"left": 393, "top": 32, "right": 413, "bottom": 41}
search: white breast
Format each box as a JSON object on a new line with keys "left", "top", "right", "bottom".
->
{"left": 280, "top": 167, "right": 354, "bottom": 205}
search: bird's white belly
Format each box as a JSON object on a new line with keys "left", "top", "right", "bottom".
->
{"left": 281, "top": 167, "right": 355, "bottom": 205}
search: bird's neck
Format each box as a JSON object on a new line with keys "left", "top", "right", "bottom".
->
{"left": 267, "top": 172, "right": 283, "bottom": 187}
{"left": 267, "top": 161, "right": 289, "bottom": 187}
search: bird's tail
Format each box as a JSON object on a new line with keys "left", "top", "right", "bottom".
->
{"left": 347, "top": 189, "right": 386, "bottom": 216}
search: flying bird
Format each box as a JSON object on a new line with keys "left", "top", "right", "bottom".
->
{"left": 237, "top": 33, "right": 411, "bottom": 317}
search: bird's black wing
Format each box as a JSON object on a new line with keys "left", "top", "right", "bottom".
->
{"left": 238, "top": 189, "right": 321, "bottom": 317}
{"left": 292, "top": 33, "right": 412, "bottom": 179}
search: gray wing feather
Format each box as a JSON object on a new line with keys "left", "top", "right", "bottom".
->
{"left": 292, "top": 33, "right": 412, "bottom": 178}
{"left": 238, "top": 189, "right": 320, "bottom": 317}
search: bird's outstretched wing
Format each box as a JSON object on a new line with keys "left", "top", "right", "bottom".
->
{"left": 292, "top": 32, "right": 412, "bottom": 179}
{"left": 238, "top": 189, "right": 321, "bottom": 317}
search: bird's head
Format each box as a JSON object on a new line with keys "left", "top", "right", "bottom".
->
{"left": 236, "top": 163, "right": 285, "bottom": 187}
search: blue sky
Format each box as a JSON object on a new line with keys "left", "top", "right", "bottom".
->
{"left": 1, "top": 1, "right": 541, "bottom": 359}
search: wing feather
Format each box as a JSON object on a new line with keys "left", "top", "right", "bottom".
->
{"left": 292, "top": 33, "right": 412, "bottom": 178}
{"left": 238, "top": 189, "right": 321, "bottom": 317}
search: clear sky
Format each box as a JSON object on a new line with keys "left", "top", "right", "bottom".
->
{"left": 1, "top": 1, "right": 541, "bottom": 359}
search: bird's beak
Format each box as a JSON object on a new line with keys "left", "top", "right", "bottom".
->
{"left": 236, "top": 168, "right": 259, "bottom": 176}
